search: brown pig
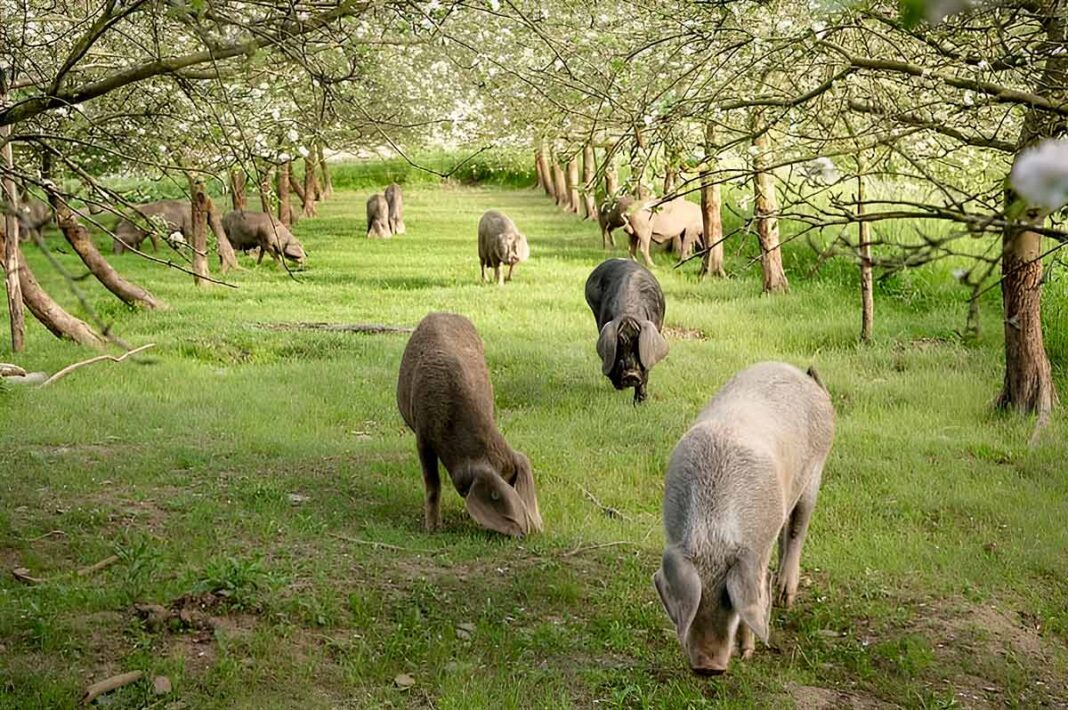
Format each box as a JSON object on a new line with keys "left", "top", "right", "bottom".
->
{"left": 396, "top": 312, "right": 543, "bottom": 537}
{"left": 222, "top": 209, "right": 306, "bottom": 267}
{"left": 655, "top": 362, "right": 835, "bottom": 675}
{"left": 478, "top": 210, "right": 530, "bottom": 285}
{"left": 366, "top": 194, "right": 391, "bottom": 238}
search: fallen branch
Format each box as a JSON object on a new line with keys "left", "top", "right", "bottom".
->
{"left": 41, "top": 344, "right": 156, "bottom": 387}
{"left": 578, "top": 484, "right": 631, "bottom": 521}
{"left": 256, "top": 322, "right": 414, "bottom": 334}
{"left": 561, "top": 541, "right": 639, "bottom": 557}
{"left": 328, "top": 532, "right": 439, "bottom": 554}
{"left": 81, "top": 671, "right": 144, "bottom": 705}
{"left": 26, "top": 529, "right": 66, "bottom": 542}
{"left": 77, "top": 554, "right": 120, "bottom": 577}
{"left": 11, "top": 567, "right": 46, "bottom": 584}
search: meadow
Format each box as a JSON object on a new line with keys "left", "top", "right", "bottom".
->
{"left": 1, "top": 171, "right": 1066, "bottom": 708}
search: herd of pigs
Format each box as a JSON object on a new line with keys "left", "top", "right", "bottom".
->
{"left": 14, "top": 182, "right": 833, "bottom": 677}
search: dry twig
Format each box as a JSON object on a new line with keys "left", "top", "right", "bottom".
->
{"left": 81, "top": 671, "right": 144, "bottom": 705}
{"left": 41, "top": 344, "right": 156, "bottom": 387}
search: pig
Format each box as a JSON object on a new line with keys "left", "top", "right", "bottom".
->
{"left": 584, "top": 258, "right": 668, "bottom": 404}
{"left": 114, "top": 199, "right": 191, "bottom": 254}
{"left": 622, "top": 197, "right": 704, "bottom": 268}
{"left": 654, "top": 361, "right": 835, "bottom": 675}
{"left": 366, "top": 193, "right": 391, "bottom": 238}
{"left": 16, "top": 196, "right": 52, "bottom": 242}
{"left": 222, "top": 209, "right": 306, "bottom": 267}
{"left": 478, "top": 210, "right": 530, "bottom": 286}
{"left": 396, "top": 312, "right": 543, "bottom": 537}
{"left": 385, "top": 183, "right": 406, "bottom": 235}
{"left": 597, "top": 195, "right": 633, "bottom": 249}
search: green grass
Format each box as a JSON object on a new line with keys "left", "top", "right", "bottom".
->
{"left": 1, "top": 182, "right": 1066, "bottom": 708}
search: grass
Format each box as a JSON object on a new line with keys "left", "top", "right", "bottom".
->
{"left": 1, "top": 179, "right": 1067, "bottom": 709}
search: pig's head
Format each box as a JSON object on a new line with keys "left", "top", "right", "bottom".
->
{"left": 461, "top": 461, "right": 539, "bottom": 537}
{"left": 272, "top": 224, "right": 305, "bottom": 266}
{"left": 500, "top": 232, "right": 530, "bottom": 265}
{"left": 654, "top": 546, "right": 770, "bottom": 675}
{"left": 507, "top": 451, "right": 543, "bottom": 533}
{"left": 596, "top": 316, "right": 668, "bottom": 392}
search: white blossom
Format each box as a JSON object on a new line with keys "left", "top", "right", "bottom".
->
{"left": 1010, "top": 139, "right": 1068, "bottom": 211}
{"left": 287, "top": 128, "right": 299, "bottom": 142}
{"left": 298, "top": 146, "right": 310, "bottom": 158}
{"left": 802, "top": 157, "right": 840, "bottom": 185}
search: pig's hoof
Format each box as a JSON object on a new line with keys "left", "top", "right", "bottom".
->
{"left": 741, "top": 648, "right": 754, "bottom": 660}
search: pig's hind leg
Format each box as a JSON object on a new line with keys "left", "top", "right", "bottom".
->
{"left": 775, "top": 466, "right": 823, "bottom": 608}
{"left": 417, "top": 440, "right": 443, "bottom": 532}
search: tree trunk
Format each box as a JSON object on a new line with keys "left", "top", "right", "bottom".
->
{"left": 259, "top": 167, "right": 274, "bottom": 213}
{"left": 2, "top": 123, "right": 25, "bottom": 351}
{"left": 230, "top": 169, "right": 247, "bottom": 210}
{"left": 317, "top": 144, "right": 333, "bottom": 199}
{"left": 582, "top": 144, "right": 598, "bottom": 220}
{"left": 0, "top": 231, "right": 104, "bottom": 348}
{"left": 190, "top": 179, "right": 210, "bottom": 287}
{"left": 663, "top": 165, "right": 678, "bottom": 196}
{"left": 552, "top": 157, "right": 567, "bottom": 209}
{"left": 604, "top": 154, "right": 619, "bottom": 198}
{"left": 751, "top": 128, "right": 788, "bottom": 294}
{"left": 565, "top": 155, "right": 581, "bottom": 215}
{"left": 535, "top": 143, "right": 550, "bottom": 195}
{"left": 208, "top": 197, "right": 238, "bottom": 273}
{"left": 277, "top": 161, "right": 293, "bottom": 226}
{"left": 996, "top": 2, "right": 1063, "bottom": 416}
{"left": 302, "top": 153, "right": 320, "bottom": 217}
{"left": 289, "top": 171, "right": 306, "bottom": 204}
{"left": 632, "top": 127, "right": 652, "bottom": 199}
{"left": 47, "top": 192, "right": 167, "bottom": 309}
{"left": 699, "top": 125, "right": 725, "bottom": 279}
{"left": 858, "top": 171, "right": 874, "bottom": 342}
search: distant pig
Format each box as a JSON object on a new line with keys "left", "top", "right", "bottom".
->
{"left": 17, "top": 196, "right": 52, "bottom": 242}
{"left": 478, "top": 210, "right": 530, "bottom": 285}
{"left": 385, "top": 183, "right": 405, "bottom": 235}
{"left": 397, "top": 312, "right": 543, "bottom": 537}
{"left": 366, "top": 194, "right": 391, "bottom": 238}
{"left": 597, "top": 195, "right": 633, "bottom": 249}
{"left": 654, "top": 362, "right": 835, "bottom": 675}
{"left": 114, "top": 199, "right": 191, "bottom": 254}
{"left": 222, "top": 209, "right": 306, "bottom": 267}
{"left": 584, "top": 258, "right": 668, "bottom": 404}
{"left": 622, "top": 197, "right": 704, "bottom": 267}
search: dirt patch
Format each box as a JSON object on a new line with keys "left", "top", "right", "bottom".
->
{"left": 788, "top": 684, "right": 896, "bottom": 709}
{"left": 664, "top": 325, "right": 707, "bottom": 341}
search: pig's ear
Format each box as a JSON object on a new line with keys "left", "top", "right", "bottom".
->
{"left": 638, "top": 322, "right": 668, "bottom": 369}
{"left": 726, "top": 550, "right": 770, "bottom": 644}
{"left": 464, "top": 468, "right": 528, "bottom": 537}
{"left": 515, "top": 236, "right": 530, "bottom": 261}
{"left": 653, "top": 546, "right": 701, "bottom": 641}
{"left": 511, "top": 452, "right": 543, "bottom": 533}
{"left": 596, "top": 321, "right": 618, "bottom": 375}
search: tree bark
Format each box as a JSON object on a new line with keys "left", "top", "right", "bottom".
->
{"left": 0, "top": 232, "right": 104, "bottom": 348}
{"left": 582, "top": 143, "right": 598, "bottom": 220}
{"left": 302, "top": 153, "right": 320, "bottom": 217}
{"left": 208, "top": 197, "right": 238, "bottom": 273}
{"left": 996, "top": 2, "right": 1063, "bottom": 416}
{"left": 858, "top": 170, "right": 874, "bottom": 342}
{"left": 699, "top": 125, "right": 725, "bottom": 279}
{"left": 751, "top": 127, "right": 788, "bottom": 294}
{"left": 604, "top": 154, "right": 619, "bottom": 198}
{"left": 277, "top": 161, "right": 293, "bottom": 226}
{"left": 552, "top": 156, "right": 567, "bottom": 209}
{"left": 2, "top": 122, "right": 25, "bottom": 351}
{"left": 190, "top": 178, "right": 210, "bottom": 286}
{"left": 47, "top": 192, "right": 167, "bottom": 309}
{"left": 259, "top": 167, "right": 274, "bottom": 213}
{"left": 538, "top": 145, "right": 556, "bottom": 199}
{"left": 535, "top": 142, "right": 551, "bottom": 196}
{"left": 632, "top": 127, "right": 652, "bottom": 199}
{"left": 663, "top": 165, "right": 678, "bottom": 196}
{"left": 317, "top": 144, "right": 333, "bottom": 199}
{"left": 289, "top": 171, "right": 306, "bottom": 204}
{"left": 230, "top": 169, "right": 247, "bottom": 210}
{"left": 565, "top": 155, "right": 582, "bottom": 215}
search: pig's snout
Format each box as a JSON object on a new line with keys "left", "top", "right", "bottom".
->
{"left": 620, "top": 371, "right": 642, "bottom": 388}
{"left": 691, "top": 663, "right": 727, "bottom": 677}
{"left": 690, "top": 650, "right": 729, "bottom": 676}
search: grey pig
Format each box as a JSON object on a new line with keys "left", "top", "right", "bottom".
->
{"left": 366, "top": 194, "right": 391, "bottom": 238}
{"left": 622, "top": 197, "right": 704, "bottom": 267}
{"left": 478, "top": 210, "right": 530, "bottom": 286}
{"left": 397, "top": 312, "right": 543, "bottom": 537}
{"left": 654, "top": 361, "right": 835, "bottom": 675}
{"left": 584, "top": 258, "right": 668, "bottom": 404}
{"left": 222, "top": 209, "right": 306, "bottom": 267}
{"left": 114, "top": 199, "right": 191, "bottom": 253}
{"left": 597, "top": 195, "right": 633, "bottom": 249}
{"left": 385, "top": 183, "right": 406, "bottom": 235}
{"left": 17, "top": 196, "right": 52, "bottom": 242}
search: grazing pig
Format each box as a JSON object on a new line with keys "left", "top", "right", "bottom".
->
{"left": 597, "top": 195, "right": 633, "bottom": 249}
{"left": 584, "top": 258, "right": 668, "bottom": 404}
{"left": 622, "top": 197, "right": 704, "bottom": 267}
{"left": 366, "top": 194, "right": 391, "bottom": 238}
{"left": 114, "top": 199, "right": 191, "bottom": 254}
{"left": 385, "top": 183, "right": 406, "bottom": 235}
{"left": 17, "top": 196, "right": 52, "bottom": 242}
{"left": 478, "top": 210, "right": 530, "bottom": 286}
{"left": 654, "top": 362, "right": 835, "bottom": 675}
{"left": 222, "top": 209, "right": 306, "bottom": 267}
{"left": 397, "top": 312, "right": 543, "bottom": 536}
